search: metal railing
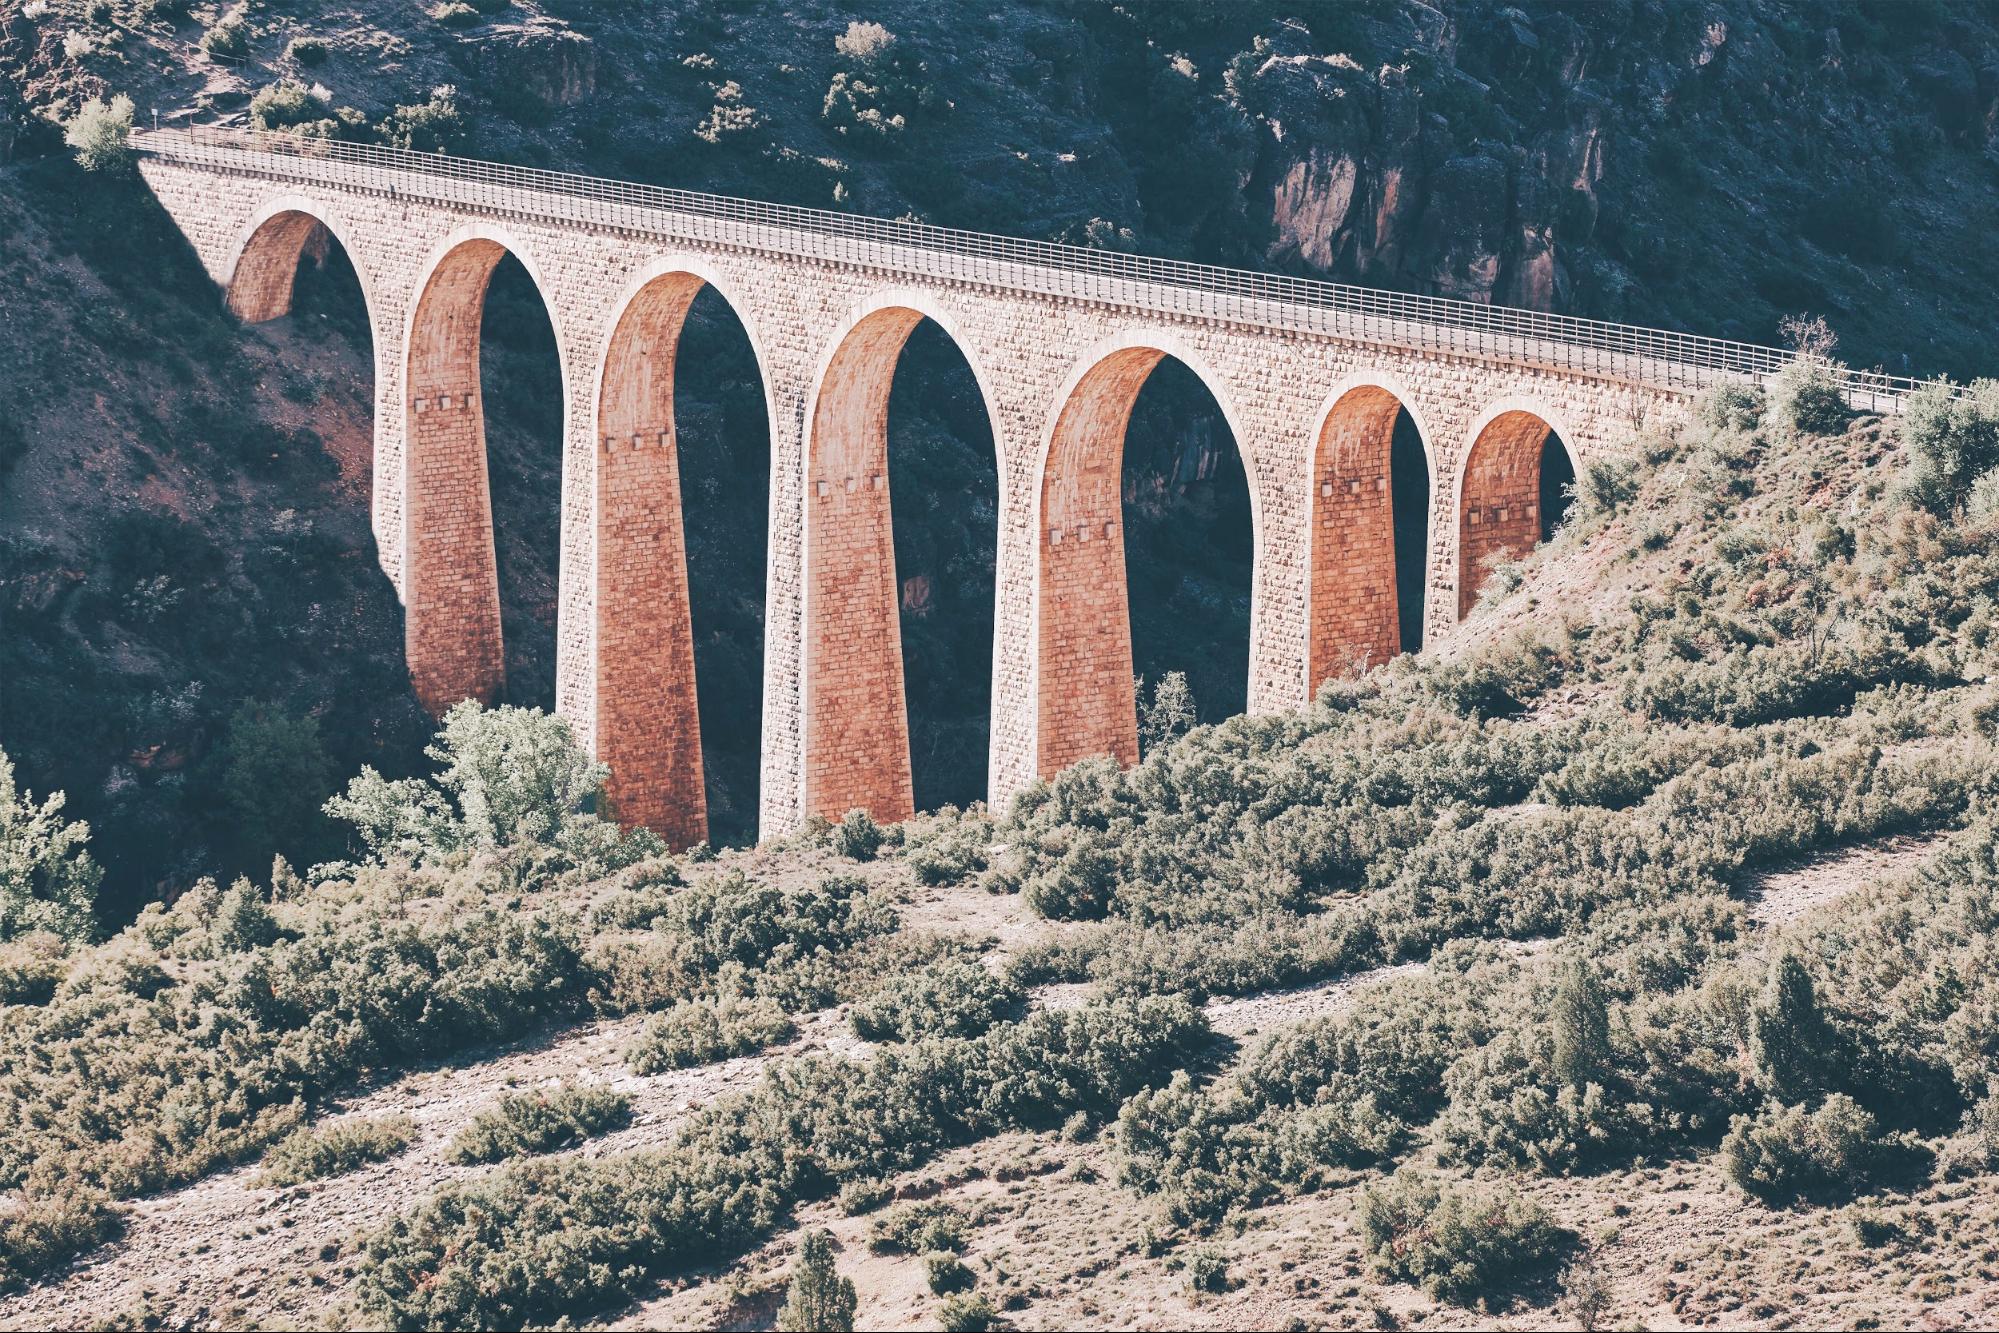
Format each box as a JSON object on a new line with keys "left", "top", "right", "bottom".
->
{"left": 132, "top": 124, "right": 1933, "bottom": 410}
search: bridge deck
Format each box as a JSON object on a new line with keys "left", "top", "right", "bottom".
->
{"left": 132, "top": 125, "right": 1925, "bottom": 413}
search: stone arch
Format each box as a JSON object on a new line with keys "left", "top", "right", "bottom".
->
{"left": 591, "top": 257, "right": 774, "bottom": 848}
{"left": 1306, "top": 373, "right": 1437, "bottom": 689}
{"left": 402, "top": 224, "right": 565, "bottom": 715}
{"left": 223, "top": 194, "right": 382, "bottom": 337}
{"left": 799, "top": 289, "right": 1005, "bottom": 823}
{"left": 1032, "top": 330, "right": 1259, "bottom": 778}
{"left": 1454, "top": 398, "right": 1581, "bottom": 620}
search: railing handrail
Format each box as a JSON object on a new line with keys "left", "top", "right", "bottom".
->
{"left": 130, "top": 124, "right": 1941, "bottom": 409}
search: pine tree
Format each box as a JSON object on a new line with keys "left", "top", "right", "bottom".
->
{"left": 1749, "top": 951, "right": 1842, "bottom": 1104}
{"left": 1139, "top": 671, "right": 1197, "bottom": 755}
{"left": 777, "top": 1229, "right": 858, "bottom": 1332}
{"left": 1550, "top": 958, "right": 1612, "bottom": 1089}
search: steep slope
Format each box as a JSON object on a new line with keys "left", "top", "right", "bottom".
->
{"left": 5, "top": 0, "right": 1999, "bottom": 921}
{"left": 5, "top": 379, "right": 1999, "bottom": 1328}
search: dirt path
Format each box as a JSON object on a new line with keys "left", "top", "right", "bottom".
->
{"left": 1742, "top": 832, "right": 1941, "bottom": 935}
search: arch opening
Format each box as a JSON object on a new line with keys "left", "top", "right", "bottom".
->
{"left": 594, "top": 271, "right": 770, "bottom": 849}
{"left": 1456, "top": 408, "right": 1574, "bottom": 620}
{"left": 1308, "top": 384, "right": 1432, "bottom": 689}
{"left": 403, "top": 238, "right": 561, "bottom": 716}
{"left": 1038, "top": 347, "right": 1252, "bottom": 777}
{"left": 803, "top": 305, "right": 998, "bottom": 824}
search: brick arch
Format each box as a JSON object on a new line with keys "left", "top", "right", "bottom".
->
{"left": 1453, "top": 399, "right": 1580, "bottom": 620}
{"left": 402, "top": 225, "right": 564, "bottom": 715}
{"left": 590, "top": 258, "right": 773, "bottom": 847}
{"left": 1306, "top": 375, "right": 1436, "bottom": 689}
{"left": 799, "top": 291, "right": 1004, "bottom": 823}
{"left": 223, "top": 194, "right": 381, "bottom": 333}
{"left": 1032, "top": 331, "right": 1257, "bottom": 778}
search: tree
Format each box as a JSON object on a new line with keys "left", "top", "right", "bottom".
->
{"left": 1139, "top": 671, "right": 1196, "bottom": 755}
{"left": 65, "top": 94, "right": 134, "bottom": 173}
{"left": 1550, "top": 958, "right": 1612, "bottom": 1090}
{"left": 777, "top": 1229, "right": 857, "bottom": 1332}
{"left": 0, "top": 749, "right": 101, "bottom": 944}
{"left": 217, "top": 700, "right": 335, "bottom": 868}
{"left": 1749, "top": 951, "right": 1842, "bottom": 1105}
{"left": 323, "top": 703, "right": 641, "bottom": 872}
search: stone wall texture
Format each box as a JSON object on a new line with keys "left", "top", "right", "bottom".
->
{"left": 137, "top": 146, "right": 1694, "bottom": 845}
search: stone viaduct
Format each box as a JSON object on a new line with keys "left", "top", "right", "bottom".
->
{"left": 130, "top": 127, "right": 1912, "bottom": 847}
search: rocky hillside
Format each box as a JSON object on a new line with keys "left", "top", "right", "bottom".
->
{"left": 4, "top": 0, "right": 1999, "bottom": 923}
{"left": 5, "top": 372, "right": 1999, "bottom": 1329}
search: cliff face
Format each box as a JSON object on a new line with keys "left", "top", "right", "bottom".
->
{"left": 3, "top": 0, "right": 1999, "bottom": 921}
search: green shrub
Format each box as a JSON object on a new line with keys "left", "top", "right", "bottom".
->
{"left": 248, "top": 79, "right": 332, "bottom": 132}
{"left": 850, "top": 959, "right": 1022, "bottom": 1042}
{"left": 448, "top": 1084, "right": 631, "bottom": 1164}
{"left": 1186, "top": 1244, "right": 1229, "bottom": 1294}
{"left": 200, "top": 7, "right": 249, "bottom": 59}
{"left": 1359, "top": 1173, "right": 1568, "bottom": 1304}
{"left": 869, "top": 1201, "right": 966, "bottom": 1254}
{"left": 1, "top": 750, "right": 101, "bottom": 945}
{"left": 354, "top": 997, "right": 1207, "bottom": 1327}
{"left": 285, "top": 34, "right": 328, "bottom": 65}
{"left": 1721, "top": 1094, "right": 1930, "bottom": 1201}
{"left": 838, "top": 1176, "right": 893, "bottom": 1215}
{"left": 63, "top": 94, "right": 135, "bottom": 173}
{"left": 1697, "top": 380, "right": 1766, "bottom": 433}
{"left": 626, "top": 994, "right": 794, "bottom": 1074}
{"left": 924, "top": 1248, "right": 974, "bottom": 1294}
{"left": 1570, "top": 456, "right": 1640, "bottom": 524}
{"left": 216, "top": 700, "right": 335, "bottom": 866}
{"left": 936, "top": 1293, "right": 998, "bottom": 1332}
{"left": 376, "top": 84, "right": 467, "bottom": 153}
{"left": 1747, "top": 952, "right": 1842, "bottom": 1104}
{"left": 902, "top": 809, "right": 989, "bottom": 885}
{"left": 778, "top": 1229, "right": 856, "bottom": 1332}
{"left": 1550, "top": 959, "right": 1612, "bottom": 1090}
{"left": 1900, "top": 377, "right": 1999, "bottom": 516}
{"left": 1768, "top": 357, "right": 1849, "bottom": 436}
{"left": 832, "top": 808, "right": 884, "bottom": 861}
{"left": 0, "top": 1189, "right": 123, "bottom": 1292}
{"left": 259, "top": 1115, "right": 414, "bottom": 1187}
{"left": 0, "top": 930, "right": 67, "bottom": 1005}
{"left": 324, "top": 702, "right": 651, "bottom": 880}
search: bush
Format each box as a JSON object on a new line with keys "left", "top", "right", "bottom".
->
{"left": 448, "top": 1085, "right": 631, "bottom": 1164}
{"left": 0, "top": 750, "right": 101, "bottom": 945}
{"left": 778, "top": 1229, "right": 856, "bottom": 1332}
{"left": 200, "top": 7, "right": 249, "bottom": 59}
{"left": 1359, "top": 1173, "right": 1569, "bottom": 1304}
{"left": 248, "top": 79, "right": 331, "bottom": 132}
{"left": 1900, "top": 378, "right": 1999, "bottom": 516}
{"left": 838, "top": 1177, "right": 893, "bottom": 1215}
{"left": 850, "top": 960, "right": 1022, "bottom": 1042}
{"left": 869, "top": 1201, "right": 966, "bottom": 1254}
{"left": 902, "top": 809, "right": 989, "bottom": 885}
{"left": 1697, "top": 380, "right": 1766, "bottom": 433}
{"left": 216, "top": 701, "right": 334, "bottom": 867}
{"left": 0, "top": 930, "right": 67, "bottom": 1005}
{"left": 285, "top": 34, "right": 328, "bottom": 65}
{"left": 936, "top": 1293, "right": 998, "bottom": 1332}
{"left": 377, "top": 84, "right": 467, "bottom": 153}
{"left": 1570, "top": 457, "right": 1640, "bottom": 524}
{"left": 324, "top": 702, "right": 649, "bottom": 879}
{"left": 63, "top": 94, "right": 133, "bottom": 173}
{"left": 924, "top": 1248, "right": 975, "bottom": 1294}
{"left": 832, "top": 808, "right": 884, "bottom": 861}
{"left": 1747, "top": 952, "right": 1842, "bottom": 1104}
{"left": 0, "top": 1189, "right": 123, "bottom": 1292}
{"left": 1186, "top": 1244, "right": 1230, "bottom": 1294}
{"left": 1721, "top": 1094, "right": 1930, "bottom": 1201}
{"left": 354, "top": 997, "right": 1206, "bottom": 1327}
{"left": 626, "top": 994, "right": 794, "bottom": 1074}
{"left": 1768, "top": 357, "right": 1849, "bottom": 437}
{"left": 259, "top": 1116, "right": 414, "bottom": 1187}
